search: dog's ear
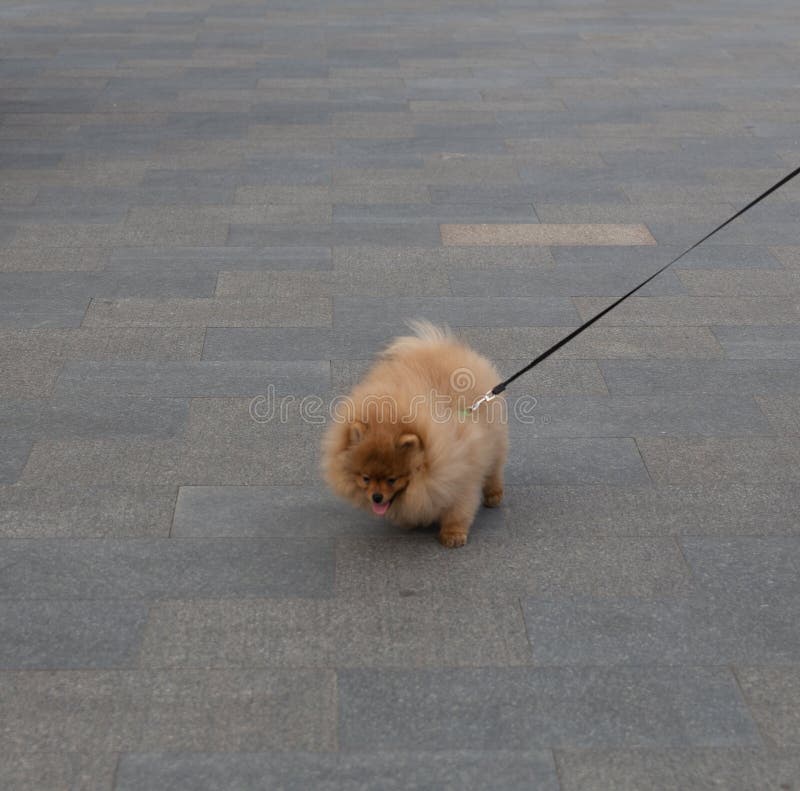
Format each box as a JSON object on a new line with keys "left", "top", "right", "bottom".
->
{"left": 398, "top": 433, "right": 421, "bottom": 451}
{"left": 349, "top": 421, "right": 367, "bottom": 445}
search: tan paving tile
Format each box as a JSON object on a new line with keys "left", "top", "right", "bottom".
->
{"left": 441, "top": 223, "right": 656, "bottom": 246}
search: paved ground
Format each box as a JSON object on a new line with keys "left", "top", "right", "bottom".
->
{"left": 1, "top": 0, "right": 800, "bottom": 788}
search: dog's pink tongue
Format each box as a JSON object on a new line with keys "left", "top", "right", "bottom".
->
{"left": 372, "top": 501, "right": 390, "bottom": 516}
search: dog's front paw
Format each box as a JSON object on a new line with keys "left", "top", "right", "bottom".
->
{"left": 482, "top": 484, "right": 504, "bottom": 507}
{"left": 438, "top": 526, "right": 468, "bottom": 548}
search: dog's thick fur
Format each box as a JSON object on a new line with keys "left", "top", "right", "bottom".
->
{"left": 321, "top": 322, "right": 508, "bottom": 547}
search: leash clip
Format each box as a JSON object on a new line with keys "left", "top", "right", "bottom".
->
{"left": 468, "top": 390, "right": 496, "bottom": 413}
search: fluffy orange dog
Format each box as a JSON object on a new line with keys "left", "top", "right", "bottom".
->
{"left": 322, "top": 321, "right": 508, "bottom": 548}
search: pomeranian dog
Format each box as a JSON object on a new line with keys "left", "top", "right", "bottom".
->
{"left": 322, "top": 321, "right": 508, "bottom": 548}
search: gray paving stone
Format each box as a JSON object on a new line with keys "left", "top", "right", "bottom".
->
{"left": 0, "top": 297, "right": 88, "bottom": 328}
{"left": 681, "top": 537, "right": 800, "bottom": 598}
{"left": 0, "top": 395, "right": 188, "bottom": 439}
{"left": 574, "top": 295, "right": 800, "bottom": 326}
{"left": 0, "top": 270, "right": 217, "bottom": 300}
{"left": 771, "top": 245, "right": 800, "bottom": 269}
{"left": 735, "top": 667, "right": 800, "bottom": 751}
{"left": 108, "top": 245, "right": 333, "bottom": 272}
{"left": 335, "top": 535, "right": 689, "bottom": 598}
{"left": 139, "top": 595, "right": 530, "bottom": 669}
{"left": 505, "top": 483, "right": 800, "bottom": 536}
{"left": 533, "top": 202, "right": 738, "bottom": 227}
{"left": 0, "top": 538, "right": 334, "bottom": 600}
{"left": 0, "top": 433, "right": 32, "bottom": 485}
{"left": 0, "top": 668, "right": 335, "bottom": 753}
{"left": 0, "top": 327, "right": 203, "bottom": 360}
{"left": 338, "top": 136, "right": 508, "bottom": 155}
{"left": 555, "top": 748, "right": 800, "bottom": 791}
{"left": 0, "top": 245, "right": 110, "bottom": 272}
{"left": 678, "top": 269, "right": 800, "bottom": 296}
{"left": 522, "top": 594, "right": 800, "bottom": 665}
{"left": 337, "top": 667, "right": 758, "bottom": 750}
{"left": 333, "top": 158, "right": 521, "bottom": 186}
{"left": 19, "top": 439, "right": 184, "bottom": 486}
{"left": 514, "top": 168, "right": 634, "bottom": 202}
{"left": 756, "top": 394, "right": 800, "bottom": 435}
{"left": 600, "top": 359, "right": 800, "bottom": 393}
{"left": 115, "top": 750, "right": 559, "bottom": 791}
{"left": 0, "top": 327, "right": 205, "bottom": 399}
{"left": 505, "top": 394, "right": 770, "bottom": 437}
{"left": 638, "top": 437, "right": 800, "bottom": 484}
{"left": 651, "top": 219, "right": 800, "bottom": 246}
{"left": 172, "top": 485, "right": 381, "bottom": 538}
{"left": 53, "top": 361, "right": 330, "bottom": 398}
{"left": 82, "top": 296, "right": 332, "bottom": 328}
{"left": 136, "top": 668, "right": 337, "bottom": 752}
{"left": 0, "top": 670, "right": 145, "bottom": 754}
{"left": 202, "top": 327, "right": 406, "bottom": 361}
{"left": 178, "top": 397, "right": 325, "bottom": 486}
{"left": 713, "top": 325, "right": 800, "bottom": 358}
{"left": 227, "top": 221, "right": 443, "bottom": 247}
{"left": 0, "top": 750, "right": 117, "bottom": 791}
{"left": 9, "top": 222, "right": 128, "bottom": 248}
{"left": 333, "top": 297, "right": 580, "bottom": 329}
{"left": 0, "top": 484, "right": 176, "bottom": 538}
{"left": 333, "top": 202, "right": 536, "bottom": 222}
{"left": 431, "top": 185, "right": 628, "bottom": 205}
{"left": 507, "top": 436, "right": 650, "bottom": 485}
{"left": 0, "top": 601, "right": 148, "bottom": 669}
{"left": 332, "top": 243, "right": 555, "bottom": 271}
{"left": 215, "top": 267, "right": 452, "bottom": 298}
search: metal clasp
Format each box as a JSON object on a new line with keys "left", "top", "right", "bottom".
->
{"left": 468, "top": 390, "right": 496, "bottom": 413}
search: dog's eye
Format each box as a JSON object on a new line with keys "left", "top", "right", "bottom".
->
{"left": 362, "top": 475, "right": 370, "bottom": 483}
{"left": 387, "top": 478, "right": 396, "bottom": 486}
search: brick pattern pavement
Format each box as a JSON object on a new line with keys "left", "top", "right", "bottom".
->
{"left": 1, "top": 0, "right": 800, "bottom": 788}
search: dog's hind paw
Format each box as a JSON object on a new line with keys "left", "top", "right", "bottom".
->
{"left": 482, "top": 484, "right": 504, "bottom": 507}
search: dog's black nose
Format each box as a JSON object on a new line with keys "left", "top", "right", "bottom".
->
{"left": 372, "top": 493, "right": 383, "bottom": 503}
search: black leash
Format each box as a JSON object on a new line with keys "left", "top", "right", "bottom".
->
{"left": 470, "top": 163, "right": 800, "bottom": 412}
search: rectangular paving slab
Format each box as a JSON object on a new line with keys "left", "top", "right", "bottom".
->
{"left": 335, "top": 534, "right": 690, "bottom": 598}
{"left": 53, "top": 360, "right": 330, "bottom": 398}
{"left": 115, "top": 750, "right": 560, "bottom": 791}
{"left": 138, "top": 595, "right": 530, "bottom": 669}
{"left": 521, "top": 594, "right": 800, "bottom": 665}
{"left": 0, "top": 600, "right": 148, "bottom": 669}
{"left": 555, "top": 748, "right": 800, "bottom": 791}
{"left": 337, "top": 666, "right": 759, "bottom": 750}
{"left": 0, "top": 538, "right": 335, "bottom": 599}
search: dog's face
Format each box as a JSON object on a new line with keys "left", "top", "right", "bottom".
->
{"left": 346, "top": 422, "right": 423, "bottom": 517}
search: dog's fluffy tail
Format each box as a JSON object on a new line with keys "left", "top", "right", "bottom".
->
{"left": 406, "top": 318, "right": 451, "bottom": 342}
{"left": 382, "top": 319, "right": 452, "bottom": 357}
